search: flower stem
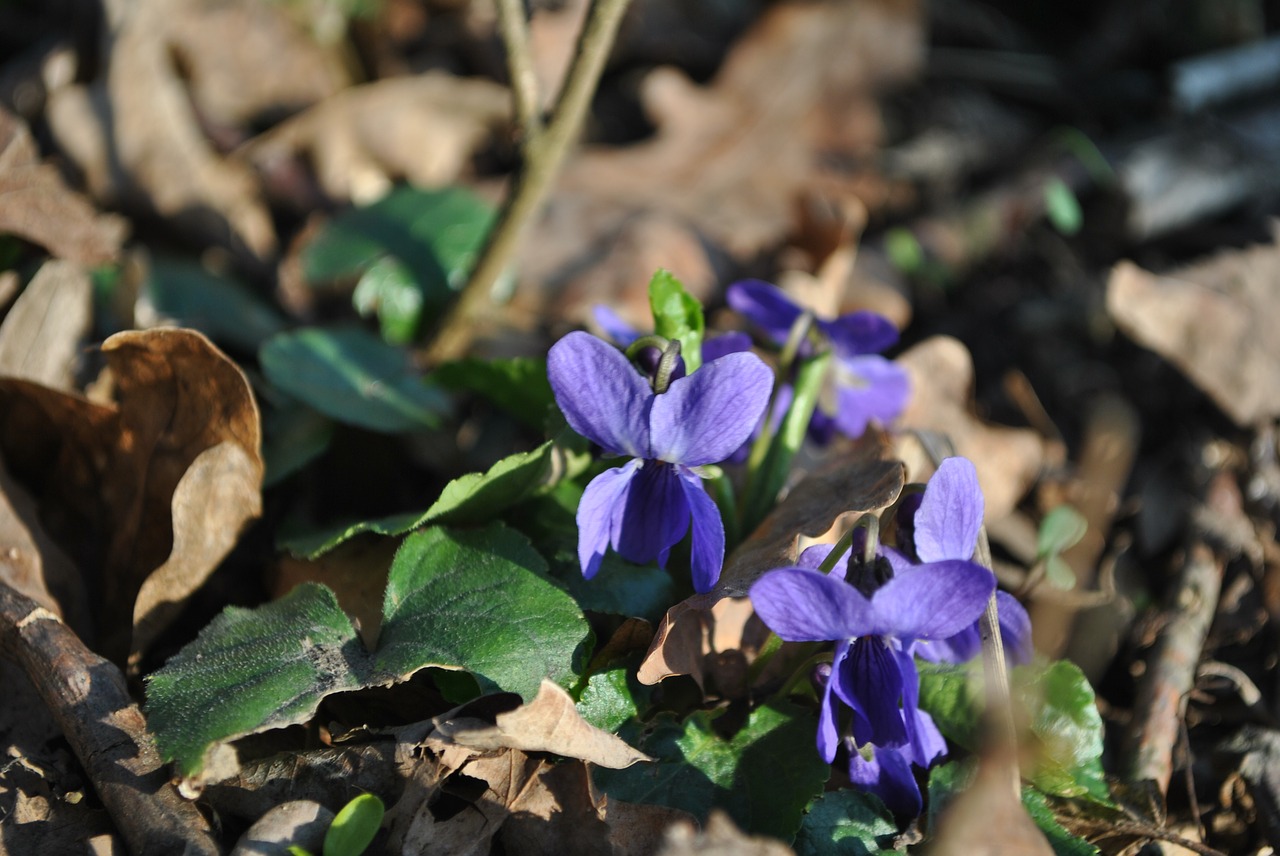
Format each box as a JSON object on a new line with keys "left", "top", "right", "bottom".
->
{"left": 423, "top": 0, "right": 634, "bottom": 365}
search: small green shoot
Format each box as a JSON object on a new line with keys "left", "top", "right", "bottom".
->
{"left": 325, "top": 794, "right": 385, "bottom": 856}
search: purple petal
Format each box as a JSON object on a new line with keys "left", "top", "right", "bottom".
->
{"left": 848, "top": 745, "right": 922, "bottom": 817}
{"left": 838, "top": 637, "right": 910, "bottom": 749}
{"left": 726, "top": 279, "right": 804, "bottom": 345}
{"left": 820, "top": 310, "right": 899, "bottom": 357}
{"left": 895, "top": 644, "right": 945, "bottom": 768}
{"left": 830, "top": 356, "right": 911, "bottom": 437}
{"left": 615, "top": 462, "right": 689, "bottom": 567}
{"left": 679, "top": 467, "right": 725, "bottom": 592}
{"left": 914, "top": 625, "right": 981, "bottom": 664}
{"left": 576, "top": 461, "right": 641, "bottom": 579}
{"left": 592, "top": 305, "right": 642, "bottom": 346}
{"left": 749, "top": 568, "right": 873, "bottom": 642}
{"left": 548, "top": 332, "right": 653, "bottom": 457}
{"left": 816, "top": 642, "right": 849, "bottom": 763}
{"left": 797, "top": 544, "right": 836, "bottom": 571}
{"left": 870, "top": 560, "right": 995, "bottom": 639}
{"left": 915, "top": 457, "right": 984, "bottom": 563}
{"left": 997, "top": 591, "right": 1033, "bottom": 666}
{"left": 650, "top": 351, "right": 773, "bottom": 466}
{"left": 702, "top": 331, "right": 753, "bottom": 362}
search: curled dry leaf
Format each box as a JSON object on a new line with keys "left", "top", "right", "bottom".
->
{"left": 0, "top": 108, "right": 127, "bottom": 265}
{"left": 895, "top": 336, "right": 1046, "bottom": 521}
{"left": 44, "top": 0, "right": 275, "bottom": 258}
{"left": 1107, "top": 231, "right": 1280, "bottom": 426}
{"left": 431, "top": 679, "right": 650, "bottom": 770}
{"left": 0, "top": 260, "right": 92, "bottom": 390}
{"left": 243, "top": 74, "right": 510, "bottom": 205}
{"left": 638, "top": 431, "right": 904, "bottom": 686}
{"left": 0, "top": 328, "right": 263, "bottom": 663}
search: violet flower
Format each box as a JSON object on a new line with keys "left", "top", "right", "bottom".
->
{"left": 548, "top": 331, "right": 772, "bottom": 592}
{"left": 891, "top": 457, "right": 1033, "bottom": 666}
{"left": 749, "top": 532, "right": 993, "bottom": 812}
{"left": 726, "top": 279, "right": 910, "bottom": 440}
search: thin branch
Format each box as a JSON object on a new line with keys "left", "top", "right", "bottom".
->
{"left": 424, "top": 0, "right": 633, "bottom": 365}
{"left": 495, "top": 0, "right": 542, "bottom": 138}
{"left": 0, "top": 581, "right": 219, "bottom": 856}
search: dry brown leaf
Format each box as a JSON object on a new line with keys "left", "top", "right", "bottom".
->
{"left": 432, "top": 680, "right": 650, "bottom": 770}
{"left": 0, "top": 461, "right": 86, "bottom": 629}
{"left": 165, "top": 0, "right": 349, "bottom": 129}
{"left": 638, "top": 432, "right": 904, "bottom": 686}
{"left": 0, "top": 260, "right": 92, "bottom": 390}
{"left": 0, "top": 108, "right": 127, "bottom": 265}
{"left": 273, "top": 538, "right": 398, "bottom": 650}
{"left": 895, "top": 336, "right": 1045, "bottom": 521}
{"left": 1107, "top": 233, "right": 1280, "bottom": 426}
{"left": 243, "top": 74, "right": 510, "bottom": 205}
{"left": 657, "top": 811, "right": 795, "bottom": 856}
{"left": 602, "top": 799, "right": 697, "bottom": 856}
{"left": 0, "top": 328, "right": 263, "bottom": 663}
{"left": 44, "top": 0, "right": 275, "bottom": 258}
{"left": 229, "top": 800, "right": 334, "bottom": 856}
{"left": 513, "top": 0, "right": 923, "bottom": 323}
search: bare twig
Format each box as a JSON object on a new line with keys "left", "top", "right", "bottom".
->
{"left": 424, "top": 0, "right": 633, "bottom": 365}
{"left": 0, "top": 581, "right": 219, "bottom": 856}
{"left": 495, "top": 0, "right": 542, "bottom": 137}
{"left": 1123, "top": 542, "right": 1223, "bottom": 793}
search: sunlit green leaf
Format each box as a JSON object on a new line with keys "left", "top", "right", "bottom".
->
{"left": 434, "top": 356, "right": 555, "bottom": 430}
{"left": 1037, "top": 506, "right": 1087, "bottom": 558}
{"left": 794, "top": 790, "right": 896, "bottom": 855}
{"left": 352, "top": 256, "right": 424, "bottom": 345}
{"left": 1043, "top": 178, "right": 1082, "bottom": 236}
{"left": 324, "top": 794, "right": 384, "bottom": 856}
{"left": 1022, "top": 787, "right": 1100, "bottom": 856}
{"left": 576, "top": 667, "right": 637, "bottom": 733}
{"left": 648, "top": 269, "right": 704, "bottom": 372}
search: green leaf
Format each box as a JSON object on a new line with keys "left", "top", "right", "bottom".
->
{"left": 260, "top": 327, "right": 449, "bottom": 433}
{"left": 1022, "top": 788, "right": 1100, "bottom": 856}
{"left": 576, "top": 667, "right": 638, "bottom": 733}
{"left": 146, "top": 583, "right": 365, "bottom": 777}
{"left": 1043, "top": 178, "right": 1083, "bottom": 236}
{"left": 595, "top": 704, "right": 829, "bottom": 840}
{"left": 918, "top": 659, "right": 1111, "bottom": 804}
{"left": 648, "top": 269, "right": 704, "bottom": 372}
{"left": 324, "top": 794, "right": 385, "bottom": 856}
{"left": 1037, "top": 506, "right": 1087, "bottom": 558}
{"left": 925, "top": 759, "right": 973, "bottom": 834}
{"left": 302, "top": 185, "right": 494, "bottom": 301}
{"left": 1045, "top": 555, "right": 1077, "bottom": 591}
{"left": 148, "top": 525, "right": 591, "bottom": 776}
{"left": 281, "top": 438, "right": 586, "bottom": 557}
{"left": 1018, "top": 660, "right": 1110, "bottom": 803}
{"left": 793, "top": 790, "right": 897, "bottom": 856}
{"left": 376, "top": 524, "right": 591, "bottom": 700}
{"left": 352, "top": 256, "right": 424, "bottom": 345}
{"left": 434, "top": 356, "right": 556, "bottom": 431}
{"left": 144, "top": 257, "right": 285, "bottom": 351}
{"left": 884, "top": 228, "right": 923, "bottom": 273}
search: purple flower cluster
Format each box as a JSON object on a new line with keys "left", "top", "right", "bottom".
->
{"left": 727, "top": 280, "right": 910, "bottom": 440}
{"left": 548, "top": 332, "right": 772, "bottom": 592}
{"left": 749, "top": 458, "right": 1031, "bottom": 814}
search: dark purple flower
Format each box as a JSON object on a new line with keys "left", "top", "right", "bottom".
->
{"left": 726, "top": 280, "right": 910, "bottom": 440}
{"left": 894, "top": 457, "right": 1033, "bottom": 667}
{"left": 548, "top": 332, "right": 772, "bottom": 592}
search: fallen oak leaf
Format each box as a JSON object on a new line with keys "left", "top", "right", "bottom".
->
{"left": 431, "top": 679, "right": 650, "bottom": 770}
{"left": 0, "top": 259, "right": 93, "bottom": 390}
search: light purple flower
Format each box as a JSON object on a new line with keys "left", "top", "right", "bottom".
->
{"left": 726, "top": 280, "right": 910, "bottom": 441}
{"left": 548, "top": 331, "right": 772, "bottom": 592}
{"left": 894, "top": 457, "right": 1034, "bottom": 667}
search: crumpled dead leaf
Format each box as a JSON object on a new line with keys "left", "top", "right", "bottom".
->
{"left": 243, "top": 73, "right": 510, "bottom": 205}
{"left": 1107, "top": 229, "right": 1280, "bottom": 426}
{"left": 0, "top": 108, "right": 127, "bottom": 265}
{"left": 638, "top": 431, "right": 904, "bottom": 687}
{"left": 513, "top": 0, "right": 924, "bottom": 324}
{"left": 431, "top": 680, "right": 650, "bottom": 770}
{"left": 45, "top": 0, "right": 275, "bottom": 258}
{"left": 0, "top": 328, "right": 263, "bottom": 662}
{"left": 0, "top": 260, "right": 92, "bottom": 390}
{"left": 895, "top": 336, "right": 1046, "bottom": 521}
